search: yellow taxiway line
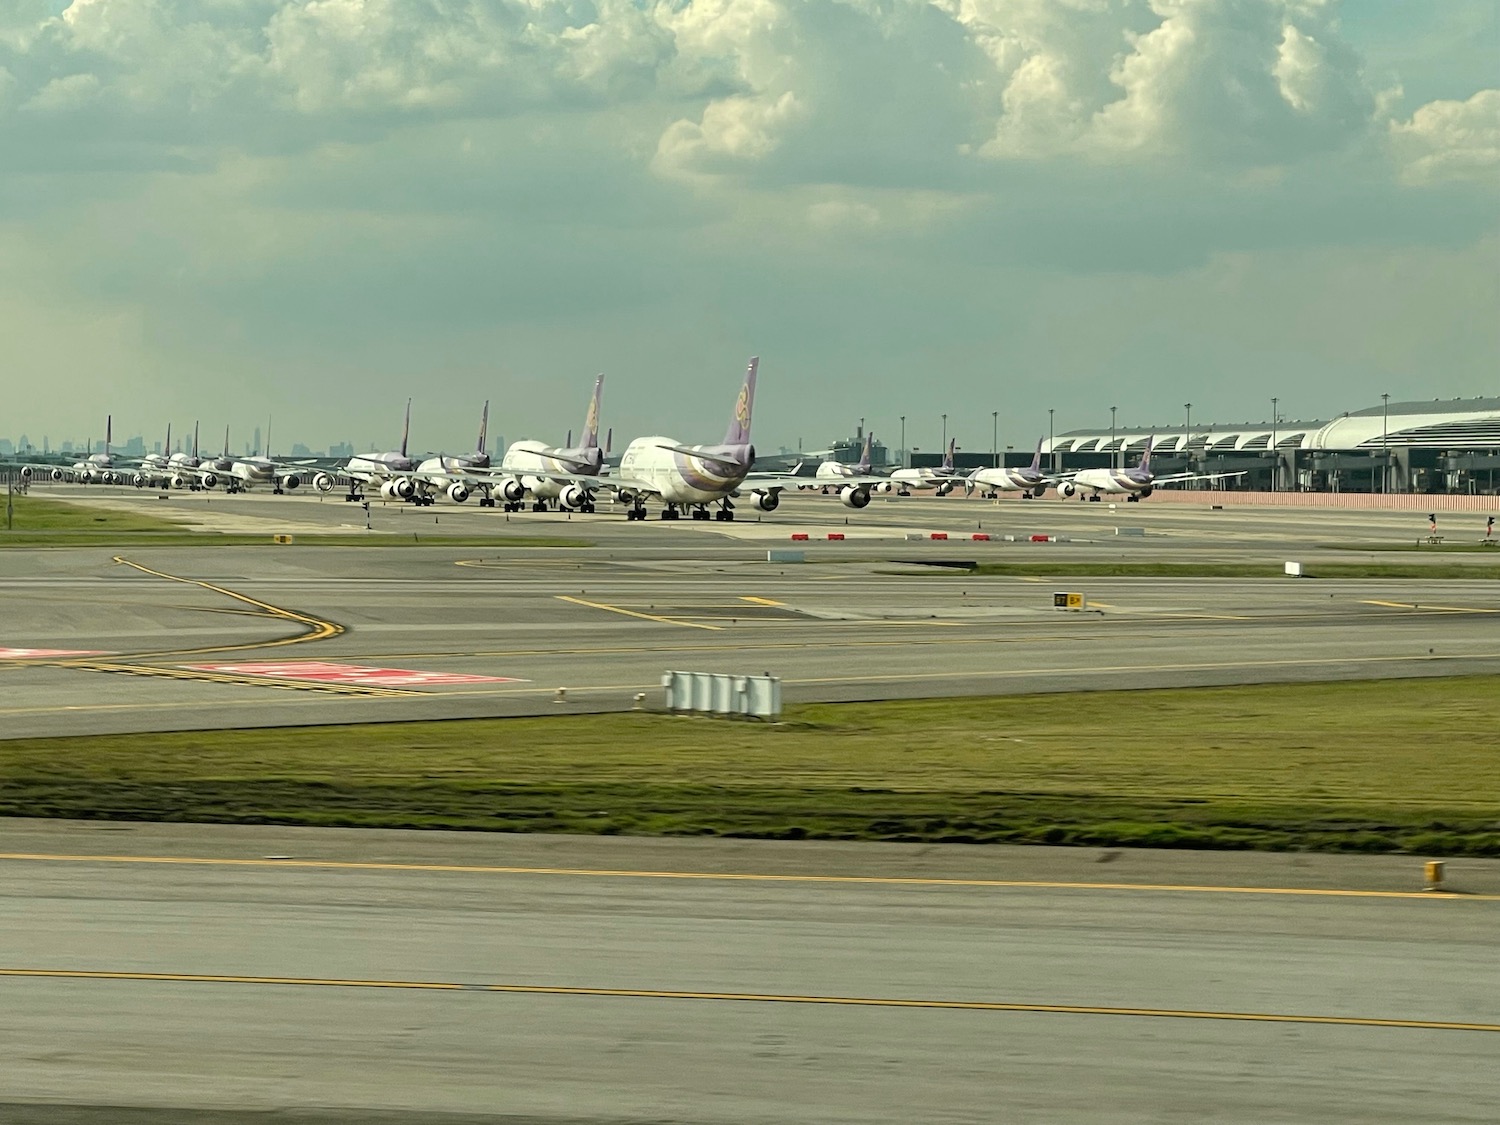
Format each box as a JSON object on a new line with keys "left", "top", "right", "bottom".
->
{"left": 1, "top": 852, "right": 1493, "bottom": 901}
{"left": 555, "top": 594, "right": 723, "bottom": 631}
{"left": 2, "top": 969, "right": 1493, "bottom": 1032}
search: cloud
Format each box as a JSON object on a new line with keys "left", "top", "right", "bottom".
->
{"left": 1390, "top": 89, "right": 1500, "bottom": 185}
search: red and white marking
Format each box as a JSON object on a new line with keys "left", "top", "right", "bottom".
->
{"left": 0, "top": 647, "right": 108, "bottom": 659}
{"left": 183, "top": 661, "right": 525, "bottom": 688}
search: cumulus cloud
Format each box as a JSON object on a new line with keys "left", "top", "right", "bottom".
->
{"left": 1390, "top": 89, "right": 1500, "bottom": 185}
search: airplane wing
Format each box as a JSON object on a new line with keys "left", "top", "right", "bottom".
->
{"left": 1150, "top": 470, "right": 1249, "bottom": 485}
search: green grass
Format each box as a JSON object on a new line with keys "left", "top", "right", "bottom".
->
{"left": 1321, "top": 542, "right": 1500, "bottom": 553}
{"left": 0, "top": 495, "right": 586, "bottom": 548}
{"left": 3, "top": 679, "right": 1497, "bottom": 854}
{"left": 951, "top": 562, "right": 1500, "bottom": 579}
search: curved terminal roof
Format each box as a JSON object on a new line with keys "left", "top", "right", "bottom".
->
{"left": 1043, "top": 398, "right": 1500, "bottom": 455}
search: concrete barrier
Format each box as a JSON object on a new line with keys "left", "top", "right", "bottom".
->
{"left": 662, "top": 670, "right": 782, "bottom": 721}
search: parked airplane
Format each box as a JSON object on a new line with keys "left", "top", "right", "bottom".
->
{"left": 410, "top": 400, "right": 493, "bottom": 506}
{"left": 965, "top": 439, "right": 1053, "bottom": 499}
{"left": 488, "top": 376, "right": 607, "bottom": 512}
{"left": 19, "top": 415, "right": 121, "bottom": 484}
{"left": 888, "top": 439, "right": 961, "bottom": 495}
{"left": 795, "top": 431, "right": 903, "bottom": 509}
{"left": 199, "top": 422, "right": 312, "bottom": 494}
{"left": 320, "top": 403, "right": 422, "bottom": 502}
{"left": 605, "top": 357, "right": 787, "bottom": 521}
{"left": 1058, "top": 438, "right": 1245, "bottom": 501}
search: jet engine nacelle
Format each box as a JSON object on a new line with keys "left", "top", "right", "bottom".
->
{"left": 1138, "top": 487, "right": 1153, "bottom": 499}
{"left": 446, "top": 481, "right": 472, "bottom": 504}
{"left": 102, "top": 472, "right": 118, "bottom": 485}
{"left": 19, "top": 466, "right": 32, "bottom": 480}
{"left": 280, "top": 474, "right": 301, "bottom": 491}
{"left": 313, "top": 472, "right": 334, "bottom": 493}
{"left": 497, "top": 477, "right": 525, "bottom": 503}
{"left": 50, "top": 468, "right": 64, "bottom": 482}
{"left": 558, "top": 484, "right": 589, "bottom": 510}
{"left": 751, "top": 489, "right": 780, "bottom": 513}
{"left": 1056, "top": 481, "right": 1077, "bottom": 498}
{"left": 170, "top": 474, "right": 187, "bottom": 489}
{"left": 935, "top": 482, "right": 954, "bottom": 496}
{"left": 200, "top": 472, "right": 218, "bottom": 490}
{"left": 133, "top": 473, "right": 148, "bottom": 488}
{"left": 380, "top": 478, "right": 416, "bottom": 501}
{"left": 872, "top": 480, "right": 895, "bottom": 494}
{"left": 839, "top": 485, "right": 870, "bottom": 510}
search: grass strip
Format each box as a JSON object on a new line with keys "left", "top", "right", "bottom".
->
{"left": 2, "top": 678, "right": 1497, "bottom": 854}
{"left": 0, "top": 494, "right": 186, "bottom": 533}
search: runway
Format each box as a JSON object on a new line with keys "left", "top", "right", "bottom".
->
{"left": 2, "top": 821, "right": 1498, "bottom": 1123}
{"left": 2, "top": 491, "right": 1498, "bottom": 737}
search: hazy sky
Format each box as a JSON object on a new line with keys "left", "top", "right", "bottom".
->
{"left": 3, "top": 0, "right": 1496, "bottom": 455}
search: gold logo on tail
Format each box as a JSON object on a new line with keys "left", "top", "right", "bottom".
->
{"left": 735, "top": 386, "right": 750, "bottom": 427}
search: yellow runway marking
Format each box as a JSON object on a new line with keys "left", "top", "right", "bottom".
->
{"left": 3, "top": 969, "right": 1493, "bottom": 1033}
{"left": 740, "top": 596, "right": 786, "bottom": 606}
{"left": 105, "top": 557, "right": 345, "bottom": 658}
{"left": 1363, "top": 600, "right": 1500, "bottom": 614}
{"left": 2, "top": 853, "right": 1494, "bottom": 901}
{"left": 554, "top": 594, "right": 722, "bottom": 631}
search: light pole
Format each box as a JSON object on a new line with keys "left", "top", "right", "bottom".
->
{"left": 1270, "top": 397, "right": 1279, "bottom": 492}
{"left": 1381, "top": 393, "right": 1390, "bottom": 493}
{"left": 1110, "top": 406, "right": 1118, "bottom": 470}
{"left": 991, "top": 411, "right": 999, "bottom": 468}
{"left": 1048, "top": 407, "right": 1055, "bottom": 473}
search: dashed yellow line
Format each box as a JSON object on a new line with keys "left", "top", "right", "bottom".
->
{"left": 1, "top": 853, "right": 1492, "bottom": 901}
{"left": 554, "top": 594, "right": 722, "bottom": 631}
{"left": 3, "top": 969, "right": 1493, "bottom": 1032}
{"left": 740, "top": 596, "right": 786, "bottom": 606}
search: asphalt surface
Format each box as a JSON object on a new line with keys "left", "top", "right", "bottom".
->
{"left": 2, "top": 490, "right": 1498, "bottom": 737}
{"left": 3, "top": 821, "right": 1498, "bottom": 1124}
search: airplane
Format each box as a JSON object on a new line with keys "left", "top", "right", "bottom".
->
{"left": 131, "top": 422, "right": 206, "bottom": 490}
{"left": 488, "top": 375, "right": 608, "bottom": 513}
{"left": 411, "top": 400, "right": 493, "bottom": 506}
{"left": 312, "top": 402, "right": 424, "bottom": 503}
{"left": 793, "top": 431, "right": 904, "bottom": 509}
{"left": 197, "top": 422, "right": 313, "bottom": 494}
{"left": 1057, "top": 438, "right": 1246, "bottom": 501}
{"left": 964, "top": 438, "right": 1054, "bottom": 499}
{"left": 887, "top": 438, "right": 962, "bottom": 495}
{"left": 588, "top": 357, "right": 788, "bottom": 522}
{"left": 19, "top": 415, "right": 121, "bottom": 485}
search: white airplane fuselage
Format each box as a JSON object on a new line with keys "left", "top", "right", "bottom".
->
{"left": 968, "top": 467, "right": 1048, "bottom": 494}
{"left": 888, "top": 467, "right": 955, "bottom": 492}
{"left": 618, "top": 436, "right": 749, "bottom": 505}
{"left": 500, "top": 441, "right": 599, "bottom": 500}
{"left": 1068, "top": 467, "right": 1153, "bottom": 495}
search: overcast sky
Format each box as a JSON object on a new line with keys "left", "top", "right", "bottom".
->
{"left": 3, "top": 0, "right": 1496, "bottom": 455}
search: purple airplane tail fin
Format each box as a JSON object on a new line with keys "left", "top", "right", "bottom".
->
{"left": 400, "top": 399, "right": 411, "bottom": 459}
{"left": 582, "top": 374, "right": 604, "bottom": 449}
{"left": 192, "top": 421, "right": 199, "bottom": 461}
{"left": 105, "top": 414, "right": 112, "bottom": 456}
{"left": 722, "top": 357, "right": 758, "bottom": 446}
{"left": 477, "top": 401, "right": 489, "bottom": 455}
{"left": 1139, "top": 436, "right": 1154, "bottom": 471}
{"left": 940, "top": 437, "right": 956, "bottom": 473}
{"left": 223, "top": 424, "right": 230, "bottom": 459}
{"left": 857, "top": 431, "right": 873, "bottom": 473}
{"left": 164, "top": 422, "right": 171, "bottom": 458}
{"left": 605, "top": 427, "right": 612, "bottom": 456}
{"left": 1030, "top": 437, "right": 1042, "bottom": 473}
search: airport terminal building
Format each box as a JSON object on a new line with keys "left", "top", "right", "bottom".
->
{"left": 1022, "top": 397, "right": 1500, "bottom": 495}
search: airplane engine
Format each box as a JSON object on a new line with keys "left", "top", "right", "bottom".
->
{"left": 133, "top": 473, "right": 148, "bottom": 488}
{"left": 497, "top": 477, "right": 525, "bottom": 503}
{"left": 380, "top": 479, "right": 415, "bottom": 501}
{"left": 446, "top": 481, "right": 472, "bottom": 504}
{"left": 170, "top": 474, "right": 187, "bottom": 489}
{"left": 280, "top": 474, "right": 301, "bottom": 491}
{"left": 839, "top": 486, "right": 870, "bottom": 510}
{"left": 1138, "top": 487, "right": 1153, "bottom": 499}
{"left": 558, "top": 484, "right": 589, "bottom": 510}
{"left": 19, "top": 466, "right": 31, "bottom": 480}
{"left": 1056, "top": 481, "right": 1077, "bottom": 499}
{"left": 873, "top": 480, "right": 894, "bottom": 494}
{"left": 935, "top": 482, "right": 954, "bottom": 496}
{"left": 50, "top": 468, "right": 64, "bottom": 481}
{"left": 102, "top": 472, "right": 117, "bottom": 485}
{"left": 200, "top": 472, "right": 218, "bottom": 490}
{"left": 312, "top": 472, "right": 334, "bottom": 493}
{"left": 751, "top": 490, "right": 780, "bottom": 512}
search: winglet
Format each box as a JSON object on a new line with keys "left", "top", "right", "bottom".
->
{"left": 582, "top": 374, "right": 604, "bottom": 449}
{"left": 722, "top": 357, "right": 758, "bottom": 446}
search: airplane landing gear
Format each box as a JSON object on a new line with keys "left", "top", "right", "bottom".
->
{"left": 660, "top": 504, "right": 682, "bottom": 521}
{"left": 691, "top": 506, "right": 710, "bottom": 521}
{"left": 714, "top": 499, "right": 736, "bottom": 522}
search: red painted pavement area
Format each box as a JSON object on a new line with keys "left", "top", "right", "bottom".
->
{"left": 182, "top": 662, "right": 526, "bottom": 687}
{"left": 0, "top": 648, "right": 108, "bottom": 659}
